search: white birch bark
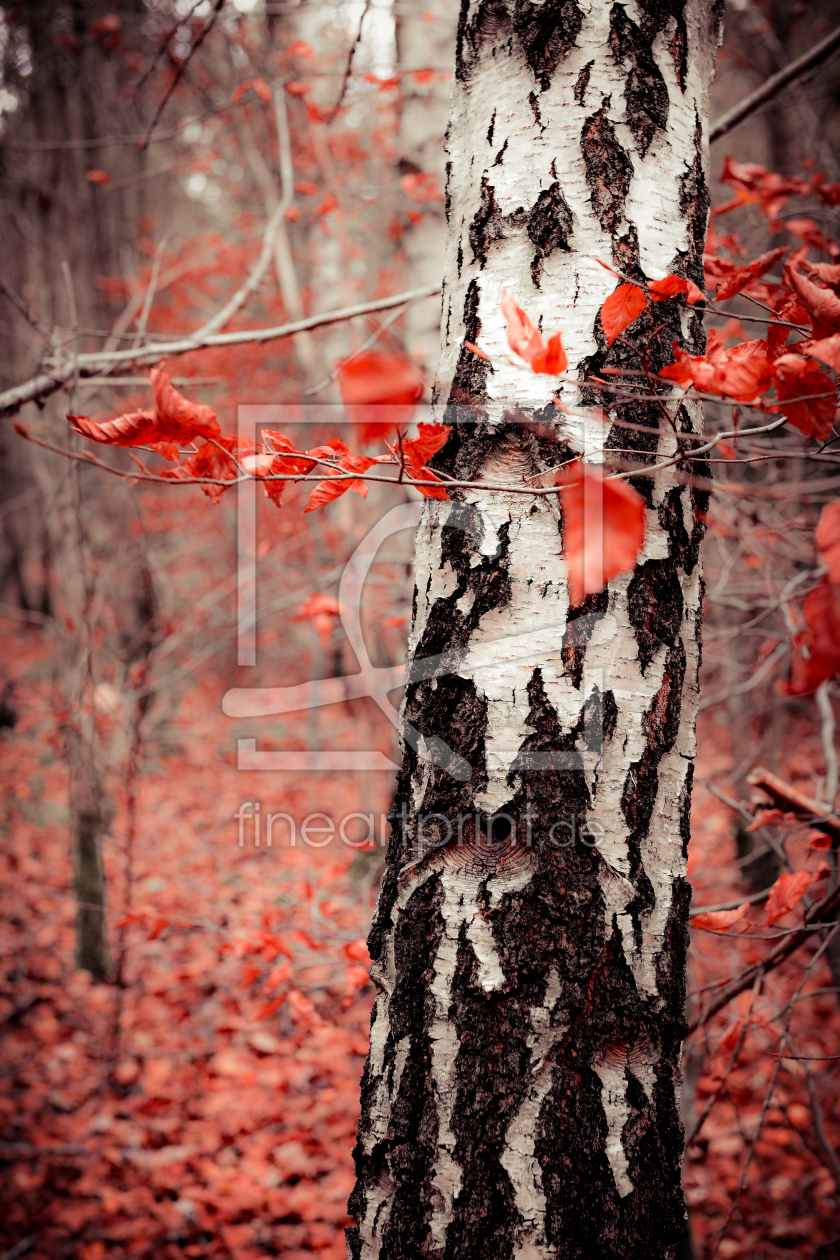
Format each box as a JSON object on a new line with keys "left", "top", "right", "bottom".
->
{"left": 349, "top": 3, "right": 722, "bottom": 1257}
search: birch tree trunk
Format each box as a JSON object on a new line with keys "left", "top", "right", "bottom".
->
{"left": 348, "top": 2, "right": 721, "bottom": 1257}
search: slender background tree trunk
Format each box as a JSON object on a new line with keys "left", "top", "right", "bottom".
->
{"left": 349, "top": 2, "right": 722, "bottom": 1257}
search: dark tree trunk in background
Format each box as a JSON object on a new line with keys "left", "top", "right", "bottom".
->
{"left": 348, "top": 2, "right": 722, "bottom": 1257}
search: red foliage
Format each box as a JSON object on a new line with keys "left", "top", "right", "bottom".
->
{"left": 555, "top": 460, "right": 647, "bottom": 605}
{"left": 500, "top": 290, "right": 568, "bottom": 375}
{"left": 600, "top": 283, "right": 648, "bottom": 344}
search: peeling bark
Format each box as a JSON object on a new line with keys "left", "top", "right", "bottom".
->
{"left": 349, "top": 1, "right": 721, "bottom": 1256}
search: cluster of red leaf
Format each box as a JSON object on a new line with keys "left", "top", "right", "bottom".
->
{"left": 785, "top": 499, "right": 840, "bottom": 694}
{"left": 65, "top": 358, "right": 449, "bottom": 511}
{"left": 599, "top": 271, "right": 704, "bottom": 346}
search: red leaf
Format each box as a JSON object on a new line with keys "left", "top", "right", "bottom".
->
{"left": 412, "top": 466, "right": 450, "bottom": 500}
{"left": 556, "top": 461, "right": 647, "bottom": 606}
{"left": 715, "top": 339, "right": 775, "bottom": 401}
{"left": 399, "top": 422, "right": 451, "bottom": 469}
{"left": 692, "top": 902, "right": 749, "bottom": 931}
{"left": 254, "top": 994, "right": 287, "bottom": 1021}
{"left": 69, "top": 409, "right": 161, "bottom": 447}
{"left": 303, "top": 455, "right": 376, "bottom": 513}
{"left": 338, "top": 351, "right": 424, "bottom": 441}
{"left": 284, "top": 80, "right": 310, "bottom": 97}
{"left": 714, "top": 247, "right": 788, "bottom": 301}
{"left": 150, "top": 360, "right": 221, "bottom": 442}
{"left": 785, "top": 264, "right": 840, "bottom": 338}
{"left": 252, "top": 77, "right": 272, "bottom": 103}
{"left": 86, "top": 168, "right": 111, "bottom": 185}
{"left": 501, "top": 290, "right": 544, "bottom": 362}
{"left": 648, "top": 274, "right": 704, "bottom": 304}
{"left": 804, "top": 578, "right": 840, "bottom": 658}
{"left": 501, "top": 291, "right": 567, "bottom": 374}
{"left": 816, "top": 500, "right": 840, "bottom": 582}
{"left": 176, "top": 435, "right": 243, "bottom": 504}
{"left": 801, "top": 333, "right": 840, "bottom": 374}
{"left": 771, "top": 353, "right": 836, "bottom": 439}
{"left": 660, "top": 331, "right": 774, "bottom": 401}
{"left": 343, "top": 938, "right": 371, "bottom": 964}
{"left": 765, "top": 870, "right": 814, "bottom": 926}
{"left": 782, "top": 622, "right": 840, "bottom": 695}
{"left": 600, "top": 284, "right": 648, "bottom": 345}
{"left": 747, "top": 808, "right": 782, "bottom": 832}
{"left": 531, "top": 332, "right": 568, "bottom": 375}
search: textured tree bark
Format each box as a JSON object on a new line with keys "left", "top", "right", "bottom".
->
{"left": 348, "top": 2, "right": 721, "bottom": 1257}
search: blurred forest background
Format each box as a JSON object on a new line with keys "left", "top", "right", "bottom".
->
{"left": 2, "top": 1, "right": 840, "bottom": 1257}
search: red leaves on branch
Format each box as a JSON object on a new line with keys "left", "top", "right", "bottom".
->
{"left": 713, "top": 246, "right": 788, "bottom": 301}
{"left": 386, "top": 422, "right": 451, "bottom": 500}
{"left": 304, "top": 455, "right": 376, "bottom": 513}
{"left": 648, "top": 273, "right": 704, "bottom": 304}
{"left": 501, "top": 291, "right": 567, "bottom": 375}
{"left": 599, "top": 274, "right": 702, "bottom": 346}
{"left": 70, "top": 361, "right": 221, "bottom": 455}
{"left": 337, "top": 350, "right": 424, "bottom": 441}
{"left": 770, "top": 353, "right": 836, "bottom": 440}
{"left": 555, "top": 460, "right": 646, "bottom": 606}
{"left": 661, "top": 330, "right": 775, "bottom": 401}
{"left": 168, "top": 434, "right": 249, "bottom": 503}
{"left": 692, "top": 902, "right": 750, "bottom": 932}
{"left": 600, "top": 284, "right": 647, "bottom": 345}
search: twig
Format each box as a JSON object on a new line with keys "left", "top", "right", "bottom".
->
{"left": 140, "top": 0, "right": 226, "bottom": 150}
{"left": 324, "top": 0, "right": 371, "bottom": 123}
{"left": 134, "top": 0, "right": 206, "bottom": 94}
{"left": 746, "top": 766, "right": 840, "bottom": 841}
{"left": 710, "top": 23, "right": 840, "bottom": 143}
{"left": 697, "top": 640, "right": 789, "bottom": 711}
{"left": 685, "top": 969, "right": 763, "bottom": 1149}
{"left": 196, "top": 201, "right": 288, "bottom": 338}
{"left": 806, "top": 1065, "right": 840, "bottom": 1194}
{"left": 0, "top": 276, "right": 51, "bottom": 343}
{"left": 816, "top": 682, "right": 839, "bottom": 812}
{"left": 0, "top": 283, "right": 441, "bottom": 415}
{"left": 133, "top": 234, "right": 170, "bottom": 347}
{"left": 687, "top": 881, "right": 840, "bottom": 1034}
{"left": 0, "top": 1236, "right": 35, "bottom": 1260}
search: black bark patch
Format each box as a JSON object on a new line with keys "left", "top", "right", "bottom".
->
{"left": 609, "top": 6, "right": 669, "bottom": 157}
{"left": 574, "top": 59, "right": 592, "bottom": 105}
{"left": 493, "top": 138, "right": 508, "bottom": 166}
{"left": 487, "top": 110, "right": 496, "bottom": 145}
{"left": 561, "top": 588, "right": 608, "bottom": 687}
{"left": 658, "top": 487, "right": 691, "bottom": 572}
{"left": 456, "top": 0, "right": 513, "bottom": 83}
{"left": 512, "top": 0, "right": 584, "bottom": 90}
{"left": 677, "top": 762, "right": 693, "bottom": 858}
{"left": 448, "top": 279, "right": 491, "bottom": 407}
{"left": 581, "top": 99, "right": 633, "bottom": 237}
{"left": 678, "top": 116, "right": 710, "bottom": 289}
{"left": 528, "top": 90, "right": 543, "bottom": 129}
{"left": 627, "top": 559, "right": 684, "bottom": 674}
{"left": 468, "top": 175, "right": 527, "bottom": 269}
{"left": 527, "top": 181, "right": 573, "bottom": 287}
